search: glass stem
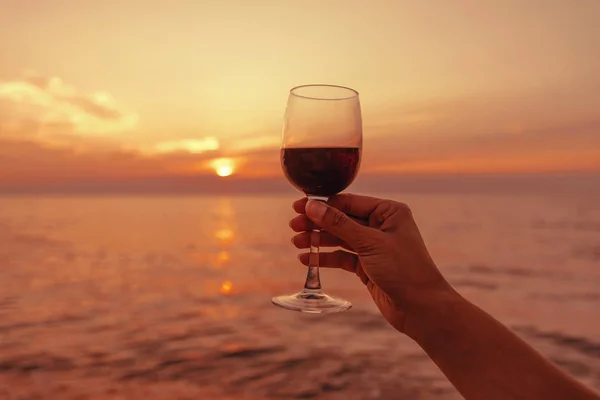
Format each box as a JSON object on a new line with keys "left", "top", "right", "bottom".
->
{"left": 303, "top": 196, "right": 327, "bottom": 291}
{"left": 304, "top": 228, "right": 322, "bottom": 290}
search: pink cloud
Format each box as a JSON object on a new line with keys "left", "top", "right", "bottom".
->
{"left": 0, "top": 72, "right": 138, "bottom": 139}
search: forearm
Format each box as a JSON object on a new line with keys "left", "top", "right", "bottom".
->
{"left": 407, "top": 292, "right": 599, "bottom": 400}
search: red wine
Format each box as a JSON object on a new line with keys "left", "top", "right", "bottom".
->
{"left": 281, "top": 147, "right": 361, "bottom": 196}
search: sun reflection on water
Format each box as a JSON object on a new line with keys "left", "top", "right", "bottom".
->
{"left": 215, "top": 228, "right": 234, "bottom": 246}
{"left": 213, "top": 199, "right": 236, "bottom": 288}
{"left": 216, "top": 250, "right": 230, "bottom": 265}
{"left": 220, "top": 280, "right": 233, "bottom": 295}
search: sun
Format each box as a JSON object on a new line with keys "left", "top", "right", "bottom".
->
{"left": 216, "top": 165, "right": 233, "bottom": 177}
{"left": 210, "top": 158, "right": 235, "bottom": 177}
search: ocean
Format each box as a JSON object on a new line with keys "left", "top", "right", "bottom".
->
{"left": 0, "top": 193, "right": 599, "bottom": 399}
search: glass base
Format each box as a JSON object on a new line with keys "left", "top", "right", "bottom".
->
{"left": 271, "top": 289, "right": 352, "bottom": 314}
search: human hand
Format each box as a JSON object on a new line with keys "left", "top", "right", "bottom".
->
{"left": 289, "top": 194, "right": 456, "bottom": 337}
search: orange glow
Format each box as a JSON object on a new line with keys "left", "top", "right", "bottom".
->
{"left": 369, "top": 150, "right": 600, "bottom": 175}
{"left": 220, "top": 280, "right": 233, "bottom": 295}
{"left": 215, "top": 228, "right": 234, "bottom": 243}
{"left": 216, "top": 199, "right": 235, "bottom": 219}
{"left": 217, "top": 251, "right": 230, "bottom": 265}
{"left": 210, "top": 158, "right": 235, "bottom": 177}
{"left": 0, "top": 1, "right": 599, "bottom": 190}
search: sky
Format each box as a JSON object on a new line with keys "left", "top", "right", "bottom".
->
{"left": 1, "top": 0, "right": 599, "bottom": 192}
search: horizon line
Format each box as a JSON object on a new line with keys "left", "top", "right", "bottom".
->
{"left": 1, "top": 171, "right": 599, "bottom": 196}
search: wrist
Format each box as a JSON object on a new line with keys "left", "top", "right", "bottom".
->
{"left": 402, "top": 283, "right": 467, "bottom": 344}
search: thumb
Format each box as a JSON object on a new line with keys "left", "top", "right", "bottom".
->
{"left": 305, "top": 200, "right": 371, "bottom": 248}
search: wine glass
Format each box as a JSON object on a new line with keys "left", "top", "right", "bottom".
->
{"left": 272, "top": 84, "right": 362, "bottom": 313}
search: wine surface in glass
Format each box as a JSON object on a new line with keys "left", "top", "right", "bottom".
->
{"left": 281, "top": 147, "right": 360, "bottom": 197}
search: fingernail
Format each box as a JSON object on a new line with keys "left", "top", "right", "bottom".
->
{"left": 305, "top": 200, "right": 326, "bottom": 221}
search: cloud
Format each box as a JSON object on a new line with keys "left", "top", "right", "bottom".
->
{"left": 150, "top": 137, "right": 220, "bottom": 154}
{"left": 0, "top": 71, "right": 597, "bottom": 192}
{"left": 0, "top": 139, "right": 163, "bottom": 185}
{"left": 364, "top": 118, "right": 600, "bottom": 173}
{"left": 0, "top": 73, "right": 138, "bottom": 139}
{"left": 0, "top": 134, "right": 282, "bottom": 189}
{"left": 366, "top": 82, "right": 600, "bottom": 141}
{"left": 358, "top": 84, "right": 600, "bottom": 174}
{"left": 227, "top": 135, "right": 280, "bottom": 152}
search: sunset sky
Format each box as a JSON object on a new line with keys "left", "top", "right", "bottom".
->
{"left": 1, "top": 0, "right": 599, "bottom": 191}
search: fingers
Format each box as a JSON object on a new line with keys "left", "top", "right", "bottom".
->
{"left": 289, "top": 214, "right": 315, "bottom": 232}
{"left": 291, "top": 231, "right": 350, "bottom": 249}
{"left": 297, "top": 250, "right": 358, "bottom": 274}
{"left": 297, "top": 249, "right": 370, "bottom": 286}
{"left": 305, "top": 201, "right": 375, "bottom": 248}
{"left": 289, "top": 213, "right": 367, "bottom": 233}
{"left": 328, "top": 194, "right": 385, "bottom": 218}
{"left": 292, "top": 197, "right": 308, "bottom": 214}
{"left": 293, "top": 194, "right": 385, "bottom": 219}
